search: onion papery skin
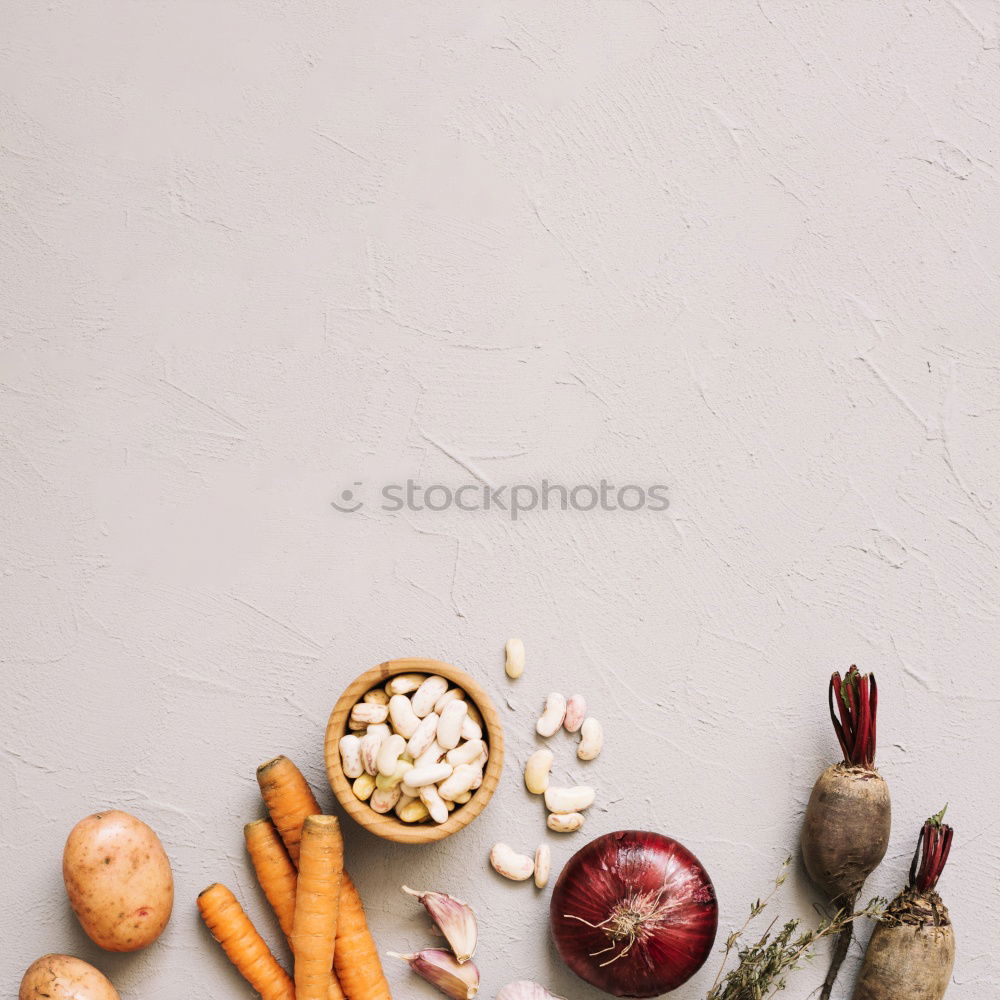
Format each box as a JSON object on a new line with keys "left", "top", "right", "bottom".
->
{"left": 549, "top": 830, "right": 718, "bottom": 997}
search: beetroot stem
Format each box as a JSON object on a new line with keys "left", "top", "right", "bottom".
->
{"left": 827, "top": 666, "right": 877, "bottom": 769}
{"left": 909, "top": 808, "right": 953, "bottom": 893}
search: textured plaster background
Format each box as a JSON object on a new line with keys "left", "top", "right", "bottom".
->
{"left": 3, "top": 2, "right": 1000, "bottom": 998}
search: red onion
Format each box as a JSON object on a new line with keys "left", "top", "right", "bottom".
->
{"left": 549, "top": 830, "right": 718, "bottom": 998}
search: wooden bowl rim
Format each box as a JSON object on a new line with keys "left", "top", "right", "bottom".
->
{"left": 325, "top": 657, "right": 505, "bottom": 844}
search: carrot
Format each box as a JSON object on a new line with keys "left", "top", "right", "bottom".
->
{"left": 335, "top": 871, "right": 392, "bottom": 1000}
{"left": 245, "top": 818, "right": 298, "bottom": 943}
{"left": 292, "top": 815, "right": 344, "bottom": 1000}
{"left": 244, "top": 818, "right": 350, "bottom": 999}
{"left": 197, "top": 882, "right": 295, "bottom": 1000}
{"left": 257, "top": 754, "right": 322, "bottom": 865}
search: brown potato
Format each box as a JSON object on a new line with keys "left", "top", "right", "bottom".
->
{"left": 63, "top": 809, "right": 174, "bottom": 951}
{"left": 19, "top": 954, "right": 120, "bottom": 1000}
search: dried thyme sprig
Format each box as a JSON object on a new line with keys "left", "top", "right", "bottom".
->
{"left": 706, "top": 860, "right": 885, "bottom": 1000}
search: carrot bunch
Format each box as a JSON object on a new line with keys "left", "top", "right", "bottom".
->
{"left": 198, "top": 754, "right": 392, "bottom": 1000}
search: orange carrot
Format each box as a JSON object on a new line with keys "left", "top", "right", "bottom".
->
{"left": 292, "top": 815, "right": 344, "bottom": 1000}
{"left": 244, "top": 818, "right": 350, "bottom": 999}
{"left": 257, "top": 754, "right": 322, "bottom": 865}
{"left": 197, "top": 883, "right": 295, "bottom": 1000}
{"left": 245, "top": 818, "right": 298, "bottom": 943}
{"left": 335, "top": 872, "right": 392, "bottom": 1000}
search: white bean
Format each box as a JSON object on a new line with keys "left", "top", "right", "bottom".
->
{"left": 407, "top": 713, "right": 440, "bottom": 759}
{"left": 363, "top": 688, "right": 390, "bottom": 707}
{"left": 405, "top": 762, "right": 453, "bottom": 788}
{"left": 352, "top": 773, "right": 376, "bottom": 801}
{"left": 453, "top": 789, "right": 473, "bottom": 805}
{"left": 461, "top": 716, "right": 483, "bottom": 742}
{"left": 437, "top": 699, "right": 469, "bottom": 751}
{"left": 339, "top": 734, "right": 363, "bottom": 779}
{"left": 414, "top": 739, "right": 446, "bottom": 769}
{"left": 536, "top": 693, "right": 567, "bottom": 738}
{"left": 438, "top": 763, "right": 481, "bottom": 801}
{"left": 466, "top": 701, "right": 484, "bottom": 729}
{"left": 377, "top": 733, "right": 407, "bottom": 776}
{"left": 446, "top": 739, "right": 485, "bottom": 767}
{"left": 564, "top": 694, "right": 587, "bottom": 733}
{"left": 419, "top": 784, "right": 449, "bottom": 824}
{"left": 351, "top": 702, "right": 389, "bottom": 727}
{"left": 375, "top": 759, "right": 412, "bottom": 790}
{"left": 386, "top": 673, "right": 427, "bottom": 695}
{"left": 505, "top": 638, "right": 525, "bottom": 679}
{"left": 544, "top": 786, "right": 595, "bottom": 814}
{"left": 388, "top": 694, "right": 420, "bottom": 739}
{"left": 411, "top": 675, "right": 449, "bottom": 717}
{"left": 547, "top": 812, "right": 585, "bottom": 833}
{"left": 490, "top": 843, "right": 535, "bottom": 881}
{"left": 577, "top": 717, "right": 603, "bottom": 761}
{"left": 434, "top": 687, "right": 465, "bottom": 714}
{"left": 397, "top": 797, "right": 430, "bottom": 823}
{"left": 361, "top": 723, "right": 390, "bottom": 776}
{"left": 524, "top": 749, "right": 553, "bottom": 795}
{"left": 534, "top": 844, "right": 551, "bottom": 888}
{"left": 370, "top": 784, "right": 402, "bottom": 814}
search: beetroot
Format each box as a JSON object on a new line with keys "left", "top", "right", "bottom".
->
{"left": 801, "top": 667, "right": 891, "bottom": 1000}
{"left": 853, "top": 810, "right": 955, "bottom": 1000}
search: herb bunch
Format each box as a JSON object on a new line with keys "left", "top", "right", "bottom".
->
{"left": 706, "top": 860, "right": 884, "bottom": 1000}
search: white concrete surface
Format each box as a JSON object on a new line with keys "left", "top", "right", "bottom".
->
{"left": 3, "top": 2, "right": 999, "bottom": 997}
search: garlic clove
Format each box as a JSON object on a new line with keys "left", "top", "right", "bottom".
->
{"left": 390, "top": 949, "right": 480, "bottom": 999}
{"left": 402, "top": 886, "right": 478, "bottom": 963}
{"left": 496, "top": 982, "right": 565, "bottom": 1000}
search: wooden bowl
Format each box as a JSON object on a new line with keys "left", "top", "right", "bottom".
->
{"left": 325, "top": 657, "right": 504, "bottom": 844}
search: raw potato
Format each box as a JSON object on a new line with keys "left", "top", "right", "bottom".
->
{"left": 19, "top": 954, "right": 120, "bottom": 1000}
{"left": 63, "top": 810, "right": 174, "bottom": 952}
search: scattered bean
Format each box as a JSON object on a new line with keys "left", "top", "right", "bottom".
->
{"left": 547, "top": 812, "right": 584, "bottom": 833}
{"left": 544, "top": 786, "right": 595, "bottom": 814}
{"left": 490, "top": 843, "right": 535, "bottom": 881}
{"left": 524, "top": 749, "right": 554, "bottom": 795}
{"left": 564, "top": 695, "right": 587, "bottom": 733}
{"left": 577, "top": 718, "right": 603, "bottom": 761}
{"left": 536, "top": 693, "right": 567, "bottom": 738}
{"left": 534, "top": 845, "right": 551, "bottom": 888}
{"left": 505, "top": 638, "right": 525, "bottom": 679}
